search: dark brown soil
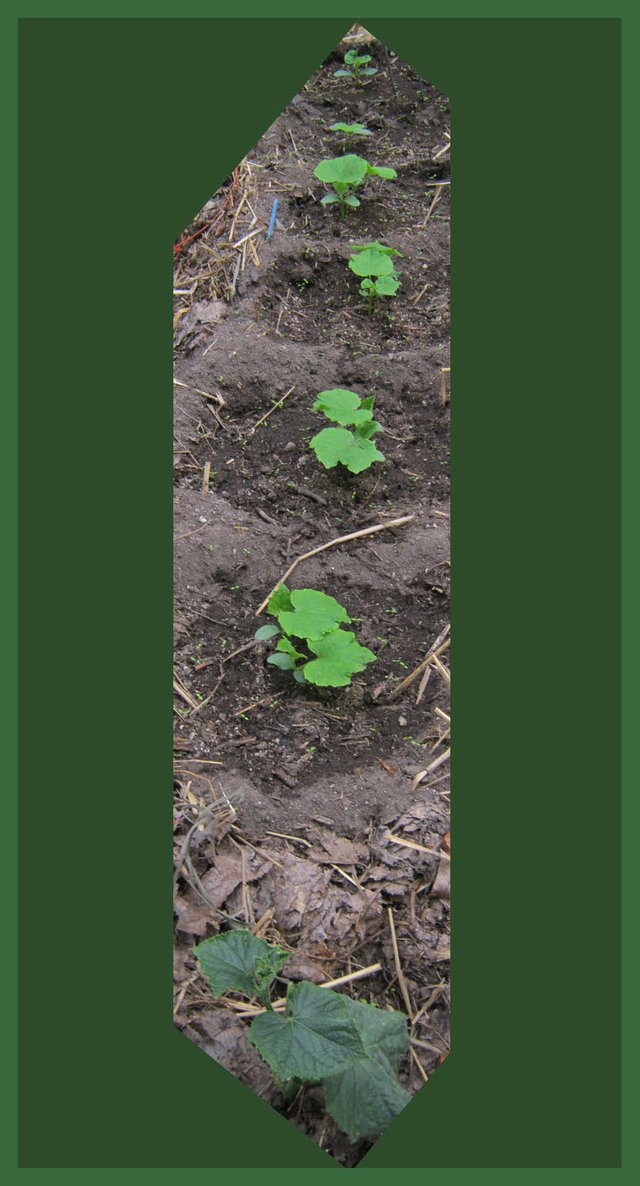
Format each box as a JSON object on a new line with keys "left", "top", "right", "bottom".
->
{"left": 173, "top": 30, "right": 450, "bottom": 1167}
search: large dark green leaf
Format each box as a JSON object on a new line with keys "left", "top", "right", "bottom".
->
{"left": 249, "top": 981, "right": 364, "bottom": 1082}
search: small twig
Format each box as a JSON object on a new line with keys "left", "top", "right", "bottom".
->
{"left": 233, "top": 693, "right": 281, "bottom": 717}
{"left": 411, "top": 749, "right": 451, "bottom": 789}
{"left": 387, "top": 908, "right": 413, "bottom": 1019}
{"left": 422, "top": 183, "right": 445, "bottom": 227}
{"left": 174, "top": 521, "right": 208, "bottom": 542}
{"left": 410, "top": 1045, "right": 429, "bottom": 1082}
{"left": 415, "top": 665, "right": 431, "bottom": 705}
{"left": 233, "top": 962, "right": 383, "bottom": 1017}
{"left": 249, "top": 385, "right": 296, "bottom": 434}
{"left": 384, "top": 831, "right": 450, "bottom": 861}
{"left": 256, "top": 515, "right": 415, "bottom": 616}
{"left": 386, "top": 627, "right": 450, "bottom": 701}
{"left": 173, "top": 674, "right": 199, "bottom": 711}
{"left": 383, "top": 43, "right": 399, "bottom": 99}
{"left": 440, "top": 367, "right": 451, "bottom": 406}
{"left": 173, "top": 379, "right": 226, "bottom": 408}
{"left": 287, "top": 483, "right": 328, "bottom": 507}
{"left": 202, "top": 461, "right": 211, "bottom": 494}
{"left": 431, "top": 654, "right": 450, "bottom": 685}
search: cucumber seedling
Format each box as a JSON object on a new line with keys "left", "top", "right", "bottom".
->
{"left": 309, "top": 387, "right": 385, "bottom": 474}
{"left": 255, "top": 585, "right": 376, "bottom": 688}
{"left": 334, "top": 47, "right": 378, "bottom": 84}
{"left": 313, "top": 155, "right": 396, "bottom": 219}
{"left": 193, "top": 929, "right": 411, "bottom": 1142}
{"left": 348, "top": 240, "right": 402, "bottom": 314}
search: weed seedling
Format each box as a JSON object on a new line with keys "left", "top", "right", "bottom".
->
{"left": 309, "top": 387, "right": 385, "bottom": 474}
{"left": 193, "top": 929, "right": 410, "bottom": 1142}
{"left": 348, "top": 241, "right": 402, "bottom": 314}
{"left": 313, "top": 155, "right": 396, "bottom": 219}
{"left": 255, "top": 585, "right": 376, "bottom": 688}
{"left": 334, "top": 47, "right": 378, "bottom": 83}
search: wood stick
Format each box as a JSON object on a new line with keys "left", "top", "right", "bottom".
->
{"left": 388, "top": 907, "right": 413, "bottom": 1019}
{"left": 249, "top": 385, "right": 296, "bottom": 433}
{"left": 386, "top": 628, "right": 450, "bottom": 701}
{"left": 256, "top": 515, "right": 415, "bottom": 615}
{"left": 384, "top": 831, "right": 450, "bottom": 861}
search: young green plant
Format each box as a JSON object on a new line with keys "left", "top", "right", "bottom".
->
{"left": 348, "top": 241, "right": 402, "bottom": 314}
{"left": 255, "top": 584, "right": 376, "bottom": 688}
{"left": 309, "top": 387, "right": 385, "bottom": 474}
{"left": 313, "top": 155, "right": 396, "bottom": 219}
{"left": 334, "top": 47, "right": 378, "bottom": 83}
{"left": 328, "top": 121, "right": 372, "bottom": 150}
{"left": 193, "top": 929, "right": 411, "bottom": 1142}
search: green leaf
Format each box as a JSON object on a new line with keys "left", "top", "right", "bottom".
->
{"left": 310, "top": 426, "right": 384, "bottom": 473}
{"left": 334, "top": 68, "right": 352, "bottom": 77}
{"left": 323, "top": 995, "right": 410, "bottom": 1140}
{"left": 267, "top": 584, "right": 293, "bottom": 616}
{"left": 324, "top": 1061, "right": 411, "bottom": 1141}
{"left": 249, "top": 981, "right": 364, "bottom": 1082}
{"left": 366, "top": 164, "right": 397, "bottom": 179}
{"left": 310, "top": 426, "right": 355, "bottom": 468}
{"left": 312, "top": 388, "right": 374, "bottom": 427}
{"left": 355, "top": 418, "right": 382, "bottom": 439}
{"left": 320, "top": 193, "right": 339, "bottom": 205}
{"left": 350, "top": 240, "right": 402, "bottom": 257}
{"left": 303, "top": 629, "right": 377, "bottom": 687}
{"left": 344, "top": 194, "right": 361, "bottom": 207}
{"left": 276, "top": 588, "right": 350, "bottom": 640}
{"left": 313, "top": 155, "right": 369, "bottom": 188}
{"left": 353, "top": 53, "right": 372, "bottom": 65}
{"left": 373, "top": 274, "right": 401, "bottom": 296}
{"left": 343, "top": 49, "right": 358, "bottom": 64}
{"left": 276, "top": 636, "right": 306, "bottom": 662}
{"left": 360, "top": 67, "right": 378, "bottom": 76}
{"left": 329, "top": 122, "right": 371, "bottom": 136}
{"left": 348, "top": 248, "right": 395, "bottom": 279}
{"left": 194, "top": 931, "right": 289, "bottom": 1000}
{"left": 267, "top": 652, "right": 295, "bottom": 670}
{"left": 255, "top": 623, "right": 280, "bottom": 641}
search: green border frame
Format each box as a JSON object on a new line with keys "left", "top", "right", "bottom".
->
{"left": 9, "top": 4, "right": 633, "bottom": 1180}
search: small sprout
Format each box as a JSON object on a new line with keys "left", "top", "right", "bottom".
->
{"left": 334, "top": 48, "right": 378, "bottom": 83}
{"left": 309, "top": 388, "right": 385, "bottom": 475}
{"left": 328, "top": 121, "right": 372, "bottom": 149}
{"left": 313, "top": 155, "right": 396, "bottom": 219}
{"left": 348, "top": 241, "right": 402, "bottom": 314}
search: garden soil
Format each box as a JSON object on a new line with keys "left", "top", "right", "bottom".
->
{"left": 173, "top": 29, "right": 450, "bottom": 1167}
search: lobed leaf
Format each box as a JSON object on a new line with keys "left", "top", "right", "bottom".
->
{"left": 373, "top": 274, "right": 401, "bottom": 296}
{"left": 303, "top": 629, "right": 377, "bottom": 687}
{"left": 324, "top": 1060, "right": 411, "bottom": 1141}
{"left": 276, "top": 587, "right": 351, "bottom": 640}
{"left": 194, "top": 931, "right": 289, "bottom": 1000}
{"left": 312, "top": 388, "right": 375, "bottom": 427}
{"left": 322, "top": 994, "right": 410, "bottom": 1139}
{"left": 310, "top": 426, "right": 384, "bottom": 474}
{"left": 249, "top": 981, "right": 364, "bottom": 1082}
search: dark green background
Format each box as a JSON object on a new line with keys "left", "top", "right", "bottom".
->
{"left": 18, "top": 15, "right": 621, "bottom": 1172}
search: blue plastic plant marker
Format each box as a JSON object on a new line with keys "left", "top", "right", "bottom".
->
{"left": 266, "top": 198, "right": 279, "bottom": 240}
